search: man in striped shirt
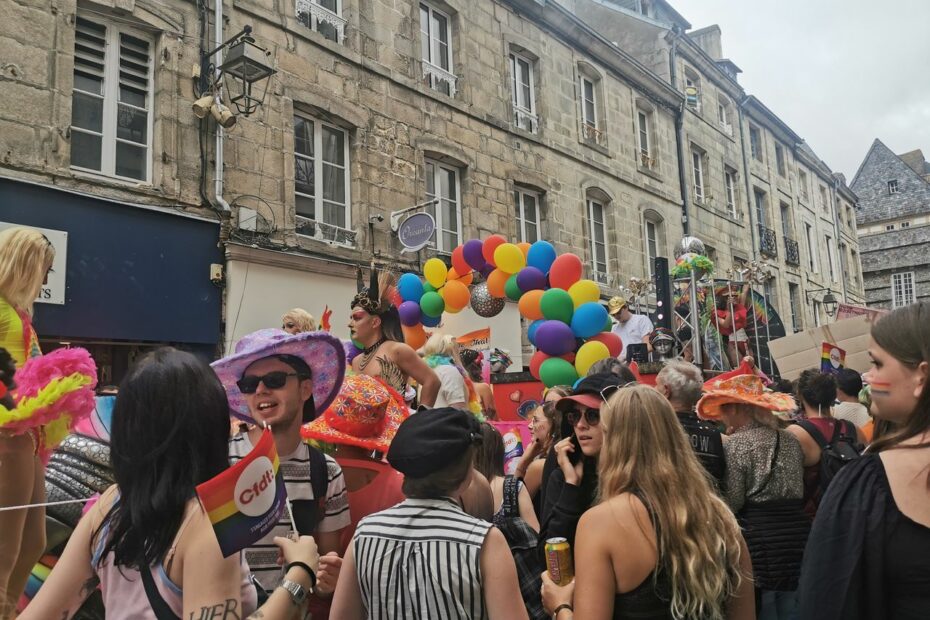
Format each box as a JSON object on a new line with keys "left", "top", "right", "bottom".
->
{"left": 331, "top": 408, "right": 528, "bottom": 620}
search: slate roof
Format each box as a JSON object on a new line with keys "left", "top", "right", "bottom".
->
{"left": 850, "top": 139, "right": 930, "bottom": 225}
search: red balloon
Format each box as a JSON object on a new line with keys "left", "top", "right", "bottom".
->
{"left": 482, "top": 234, "right": 507, "bottom": 267}
{"left": 451, "top": 246, "right": 470, "bottom": 277}
{"left": 587, "top": 332, "right": 622, "bottom": 358}
{"left": 549, "top": 253, "right": 583, "bottom": 290}
{"left": 529, "top": 350, "right": 576, "bottom": 380}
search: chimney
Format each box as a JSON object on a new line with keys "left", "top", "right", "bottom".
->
{"left": 688, "top": 25, "right": 722, "bottom": 60}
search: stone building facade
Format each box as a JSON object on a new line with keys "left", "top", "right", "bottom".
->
{"left": 852, "top": 140, "right": 930, "bottom": 309}
{"left": 0, "top": 0, "right": 863, "bottom": 373}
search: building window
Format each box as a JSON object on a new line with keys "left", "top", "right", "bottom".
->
{"left": 885, "top": 223, "right": 895, "bottom": 231}
{"left": 780, "top": 202, "right": 792, "bottom": 238}
{"left": 788, "top": 283, "right": 802, "bottom": 332}
{"left": 764, "top": 278, "right": 780, "bottom": 318}
{"left": 636, "top": 110, "right": 653, "bottom": 167}
{"left": 839, "top": 242, "right": 849, "bottom": 281}
{"left": 724, "top": 167, "right": 738, "bottom": 217}
{"left": 514, "top": 188, "right": 540, "bottom": 243}
{"left": 296, "top": 0, "right": 346, "bottom": 42}
{"left": 691, "top": 149, "right": 705, "bottom": 203}
{"left": 887, "top": 179, "right": 899, "bottom": 194}
{"left": 717, "top": 95, "right": 732, "bottom": 134}
{"left": 805, "top": 223, "right": 818, "bottom": 272}
{"left": 892, "top": 272, "right": 915, "bottom": 308}
{"left": 294, "top": 115, "right": 351, "bottom": 235}
{"left": 901, "top": 221, "right": 911, "bottom": 229}
{"left": 850, "top": 249, "right": 859, "bottom": 285}
{"left": 753, "top": 188, "right": 768, "bottom": 227}
{"left": 812, "top": 299, "right": 822, "bottom": 327}
{"left": 749, "top": 125, "right": 763, "bottom": 162}
{"left": 775, "top": 143, "right": 786, "bottom": 177}
{"left": 819, "top": 185, "right": 829, "bottom": 212}
{"left": 578, "top": 71, "right": 604, "bottom": 145}
{"left": 587, "top": 197, "right": 609, "bottom": 282}
{"left": 825, "top": 235, "right": 836, "bottom": 281}
{"left": 643, "top": 213, "right": 663, "bottom": 278}
{"left": 683, "top": 66, "right": 701, "bottom": 112}
{"left": 509, "top": 51, "right": 537, "bottom": 132}
{"left": 420, "top": 2, "right": 456, "bottom": 96}
{"left": 425, "top": 159, "right": 461, "bottom": 252}
{"left": 70, "top": 16, "right": 153, "bottom": 182}
{"left": 798, "top": 169, "right": 809, "bottom": 200}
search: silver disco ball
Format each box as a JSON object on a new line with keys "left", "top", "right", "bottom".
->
{"left": 675, "top": 236, "right": 705, "bottom": 258}
{"left": 470, "top": 282, "right": 505, "bottom": 317}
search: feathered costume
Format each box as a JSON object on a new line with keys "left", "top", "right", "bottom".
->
{"left": 352, "top": 264, "right": 403, "bottom": 342}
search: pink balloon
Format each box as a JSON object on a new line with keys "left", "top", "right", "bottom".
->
{"left": 549, "top": 253, "right": 583, "bottom": 290}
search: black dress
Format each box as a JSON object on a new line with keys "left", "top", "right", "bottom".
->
{"left": 799, "top": 453, "right": 930, "bottom": 619}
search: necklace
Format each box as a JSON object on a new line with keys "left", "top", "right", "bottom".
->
{"left": 358, "top": 338, "right": 386, "bottom": 371}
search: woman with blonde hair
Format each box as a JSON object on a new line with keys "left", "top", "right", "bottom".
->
{"left": 418, "top": 332, "right": 481, "bottom": 415}
{"left": 541, "top": 384, "right": 754, "bottom": 619}
{"left": 281, "top": 308, "right": 316, "bottom": 334}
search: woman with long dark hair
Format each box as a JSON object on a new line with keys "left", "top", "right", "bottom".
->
{"left": 20, "top": 348, "right": 320, "bottom": 619}
{"left": 800, "top": 302, "right": 930, "bottom": 619}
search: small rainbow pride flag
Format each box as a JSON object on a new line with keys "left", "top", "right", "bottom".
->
{"left": 197, "top": 429, "right": 287, "bottom": 557}
{"left": 821, "top": 342, "right": 846, "bottom": 375}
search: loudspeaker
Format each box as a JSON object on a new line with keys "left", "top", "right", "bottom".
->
{"left": 653, "top": 256, "right": 672, "bottom": 330}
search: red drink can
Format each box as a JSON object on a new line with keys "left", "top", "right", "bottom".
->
{"left": 545, "top": 537, "right": 574, "bottom": 586}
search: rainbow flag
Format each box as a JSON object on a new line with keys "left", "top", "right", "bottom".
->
{"left": 821, "top": 342, "right": 846, "bottom": 375}
{"left": 197, "top": 429, "right": 287, "bottom": 557}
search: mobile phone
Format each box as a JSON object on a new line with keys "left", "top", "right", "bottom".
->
{"left": 568, "top": 433, "right": 582, "bottom": 465}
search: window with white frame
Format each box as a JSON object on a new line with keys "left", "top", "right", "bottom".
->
{"left": 514, "top": 188, "right": 541, "bottom": 243}
{"left": 724, "top": 167, "right": 738, "bottom": 217}
{"left": 70, "top": 16, "right": 153, "bottom": 182}
{"left": 579, "top": 72, "right": 602, "bottom": 144}
{"left": 887, "top": 179, "right": 899, "bottom": 194}
{"left": 749, "top": 125, "right": 763, "bottom": 162}
{"left": 510, "top": 51, "right": 537, "bottom": 132}
{"left": 717, "top": 95, "right": 732, "bottom": 133}
{"left": 901, "top": 221, "right": 911, "bottom": 229}
{"left": 775, "top": 143, "right": 786, "bottom": 177}
{"left": 819, "top": 185, "right": 829, "bottom": 212}
{"left": 885, "top": 223, "right": 895, "bottom": 231}
{"left": 296, "top": 0, "right": 345, "bottom": 42}
{"left": 636, "top": 109, "right": 652, "bottom": 167}
{"left": 892, "top": 272, "right": 915, "bottom": 308}
{"left": 764, "top": 277, "right": 780, "bottom": 318}
{"left": 683, "top": 66, "right": 701, "bottom": 112}
{"left": 805, "top": 223, "right": 818, "bottom": 272}
{"left": 587, "top": 196, "right": 609, "bottom": 281}
{"left": 643, "top": 213, "right": 663, "bottom": 278}
{"left": 788, "top": 283, "right": 802, "bottom": 332}
{"left": 294, "top": 114, "right": 351, "bottom": 235}
{"left": 753, "top": 188, "right": 768, "bottom": 227}
{"left": 419, "top": 2, "right": 455, "bottom": 96}
{"left": 425, "top": 159, "right": 462, "bottom": 252}
{"left": 780, "top": 202, "right": 792, "bottom": 238}
{"left": 691, "top": 149, "right": 705, "bottom": 202}
{"left": 798, "top": 169, "right": 810, "bottom": 200}
{"left": 825, "top": 235, "right": 836, "bottom": 281}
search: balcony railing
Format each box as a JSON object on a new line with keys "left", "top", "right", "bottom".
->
{"left": 582, "top": 122, "right": 606, "bottom": 147}
{"left": 296, "top": 215, "right": 357, "bottom": 247}
{"left": 758, "top": 224, "right": 777, "bottom": 258}
{"left": 513, "top": 106, "right": 538, "bottom": 133}
{"left": 784, "top": 236, "right": 800, "bottom": 265}
{"left": 422, "top": 61, "right": 457, "bottom": 97}
{"left": 639, "top": 151, "right": 656, "bottom": 170}
{"left": 296, "top": 0, "right": 346, "bottom": 42}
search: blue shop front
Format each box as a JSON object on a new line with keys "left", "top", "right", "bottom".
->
{"left": 1, "top": 178, "right": 223, "bottom": 384}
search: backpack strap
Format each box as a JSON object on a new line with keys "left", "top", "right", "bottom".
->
{"left": 140, "top": 566, "right": 181, "bottom": 620}
{"left": 797, "top": 419, "right": 831, "bottom": 449}
{"left": 308, "top": 445, "right": 329, "bottom": 504}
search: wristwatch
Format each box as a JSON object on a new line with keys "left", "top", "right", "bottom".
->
{"left": 280, "top": 579, "right": 308, "bottom": 607}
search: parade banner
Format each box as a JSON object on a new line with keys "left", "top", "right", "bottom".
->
{"left": 196, "top": 429, "right": 287, "bottom": 557}
{"left": 457, "top": 328, "right": 492, "bottom": 382}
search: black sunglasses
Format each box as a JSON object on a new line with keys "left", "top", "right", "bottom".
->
{"left": 236, "top": 371, "right": 304, "bottom": 394}
{"left": 566, "top": 407, "right": 600, "bottom": 427}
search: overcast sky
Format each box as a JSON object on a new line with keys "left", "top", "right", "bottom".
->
{"left": 669, "top": 0, "right": 930, "bottom": 181}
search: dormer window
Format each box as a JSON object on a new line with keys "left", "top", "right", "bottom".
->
{"left": 887, "top": 179, "right": 899, "bottom": 194}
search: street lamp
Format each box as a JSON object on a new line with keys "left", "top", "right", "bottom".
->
{"left": 197, "top": 25, "right": 275, "bottom": 118}
{"left": 806, "top": 288, "right": 839, "bottom": 318}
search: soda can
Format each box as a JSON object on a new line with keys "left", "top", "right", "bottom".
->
{"left": 545, "top": 537, "right": 574, "bottom": 586}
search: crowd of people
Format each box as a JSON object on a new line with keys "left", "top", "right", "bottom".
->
{"left": 1, "top": 223, "right": 929, "bottom": 620}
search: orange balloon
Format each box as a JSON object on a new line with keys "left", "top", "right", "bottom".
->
{"left": 487, "top": 269, "right": 510, "bottom": 298}
{"left": 447, "top": 267, "right": 474, "bottom": 286}
{"left": 517, "top": 242, "right": 531, "bottom": 258}
{"left": 402, "top": 323, "right": 427, "bottom": 350}
{"left": 518, "top": 289, "right": 545, "bottom": 321}
{"left": 442, "top": 279, "right": 471, "bottom": 311}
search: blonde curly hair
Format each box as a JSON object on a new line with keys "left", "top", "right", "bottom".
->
{"left": 0, "top": 227, "right": 55, "bottom": 316}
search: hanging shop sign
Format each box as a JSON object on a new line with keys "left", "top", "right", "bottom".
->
{"left": 397, "top": 212, "right": 435, "bottom": 252}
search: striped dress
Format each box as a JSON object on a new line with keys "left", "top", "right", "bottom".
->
{"left": 353, "top": 497, "right": 493, "bottom": 619}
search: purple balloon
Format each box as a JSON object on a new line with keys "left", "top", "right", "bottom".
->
{"left": 516, "top": 266, "right": 547, "bottom": 292}
{"left": 463, "top": 239, "right": 487, "bottom": 271}
{"left": 480, "top": 263, "right": 495, "bottom": 278}
{"left": 535, "top": 320, "right": 577, "bottom": 356}
{"left": 398, "top": 300, "right": 422, "bottom": 327}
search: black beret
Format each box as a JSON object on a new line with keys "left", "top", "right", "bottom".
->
{"left": 387, "top": 407, "right": 480, "bottom": 478}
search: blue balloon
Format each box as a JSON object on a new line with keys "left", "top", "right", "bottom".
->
{"left": 527, "top": 319, "right": 546, "bottom": 346}
{"left": 398, "top": 273, "right": 425, "bottom": 302}
{"left": 421, "top": 313, "right": 441, "bottom": 328}
{"left": 571, "top": 302, "right": 609, "bottom": 339}
{"left": 527, "top": 241, "right": 557, "bottom": 274}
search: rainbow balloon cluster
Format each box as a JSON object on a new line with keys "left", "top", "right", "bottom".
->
{"left": 399, "top": 236, "right": 622, "bottom": 387}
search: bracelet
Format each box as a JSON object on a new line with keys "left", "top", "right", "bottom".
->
{"left": 285, "top": 561, "right": 317, "bottom": 591}
{"left": 552, "top": 603, "right": 573, "bottom": 619}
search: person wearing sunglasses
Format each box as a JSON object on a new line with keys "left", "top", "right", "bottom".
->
{"left": 212, "top": 329, "right": 350, "bottom": 616}
{"left": 535, "top": 373, "right": 632, "bottom": 566}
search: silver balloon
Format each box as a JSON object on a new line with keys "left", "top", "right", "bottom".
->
{"left": 675, "top": 236, "right": 706, "bottom": 259}
{"left": 470, "top": 282, "right": 505, "bottom": 317}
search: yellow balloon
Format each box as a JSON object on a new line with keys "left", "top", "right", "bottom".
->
{"left": 423, "top": 258, "right": 448, "bottom": 289}
{"left": 568, "top": 279, "right": 601, "bottom": 308}
{"left": 575, "top": 340, "right": 610, "bottom": 376}
{"left": 494, "top": 243, "right": 526, "bottom": 274}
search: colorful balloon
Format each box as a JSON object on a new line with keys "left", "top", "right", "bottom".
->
{"left": 397, "top": 273, "right": 424, "bottom": 303}
{"left": 549, "top": 253, "right": 583, "bottom": 290}
{"left": 518, "top": 290, "right": 545, "bottom": 321}
{"left": 516, "top": 266, "right": 547, "bottom": 292}
{"left": 402, "top": 323, "right": 427, "bottom": 350}
{"left": 398, "top": 300, "right": 422, "bottom": 326}
{"left": 535, "top": 320, "right": 576, "bottom": 356}
{"left": 423, "top": 258, "right": 448, "bottom": 289}
{"left": 517, "top": 242, "right": 532, "bottom": 258}
{"left": 451, "top": 245, "right": 470, "bottom": 276}
{"left": 529, "top": 350, "right": 575, "bottom": 381}
{"left": 421, "top": 313, "right": 441, "bottom": 328}
{"left": 442, "top": 279, "right": 470, "bottom": 311}
{"left": 540, "top": 288, "right": 574, "bottom": 324}
{"left": 527, "top": 319, "right": 546, "bottom": 346}
{"left": 568, "top": 279, "right": 600, "bottom": 308}
{"left": 463, "top": 239, "right": 487, "bottom": 271}
{"left": 494, "top": 243, "right": 526, "bottom": 274}
{"left": 447, "top": 267, "right": 473, "bottom": 286}
{"left": 571, "top": 302, "right": 609, "bottom": 339}
{"left": 526, "top": 240, "right": 557, "bottom": 273}
{"left": 420, "top": 291, "right": 445, "bottom": 317}
{"left": 482, "top": 234, "right": 507, "bottom": 266}
{"left": 575, "top": 340, "right": 610, "bottom": 376}
{"left": 587, "top": 332, "right": 622, "bottom": 358}
{"left": 539, "top": 357, "right": 579, "bottom": 388}
{"left": 486, "top": 268, "right": 510, "bottom": 298}
{"left": 505, "top": 274, "right": 523, "bottom": 301}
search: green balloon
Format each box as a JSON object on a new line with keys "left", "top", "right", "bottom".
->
{"left": 423, "top": 282, "right": 437, "bottom": 293}
{"left": 603, "top": 315, "right": 613, "bottom": 332}
{"left": 540, "top": 288, "right": 575, "bottom": 324}
{"left": 505, "top": 274, "right": 523, "bottom": 301}
{"left": 539, "top": 357, "right": 579, "bottom": 388}
{"left": 420, "top": 291, "right": 445, "bottom": 317}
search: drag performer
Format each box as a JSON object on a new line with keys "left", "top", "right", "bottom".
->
{"left": 348, "top": 267, "right": 439, "bottom": 407}
{"left": 713, "top": 282, "right": 751, "bottom": 369}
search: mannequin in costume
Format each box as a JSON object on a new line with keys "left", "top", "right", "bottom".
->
{"left": 348, "top": 267, "right": 440, "bottom": 407}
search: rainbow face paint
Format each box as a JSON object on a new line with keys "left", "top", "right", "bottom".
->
{"left": 868, "top": 381, "right": 892, "bottom": 395}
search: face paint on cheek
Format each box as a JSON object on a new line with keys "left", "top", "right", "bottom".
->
{"left": 869, "top": 381, "right": 892, "bottom": 396}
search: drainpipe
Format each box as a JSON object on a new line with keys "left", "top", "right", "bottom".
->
{"left": 737, "top": 97, "right": 758, "bottom": 259}
{"left": 668, "top": 28, "right": 690, "bottom": 235}
{"left": 214, "top": 0, "right": 231, "bottom": 212}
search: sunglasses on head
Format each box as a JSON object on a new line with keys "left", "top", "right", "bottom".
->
{"left": 236, "top": 371, "right": 304, "bottom": 394}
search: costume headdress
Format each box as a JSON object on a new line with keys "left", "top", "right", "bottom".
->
{"left": 351, "top": 264, "right": 403, "bottom": 342}
{"left": 696, "top": 374, "right": 796, "bottom": 420}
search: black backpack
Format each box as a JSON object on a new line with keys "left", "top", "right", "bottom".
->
{"left": 798, "top": 419, "right": 862, "bottom": 503}
{"left": 493, "top": 476, "right": 547, "bottom": 620}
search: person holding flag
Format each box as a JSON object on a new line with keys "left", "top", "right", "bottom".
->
{"left": 19, "top": 348, "right": 322, "bottom": 620}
